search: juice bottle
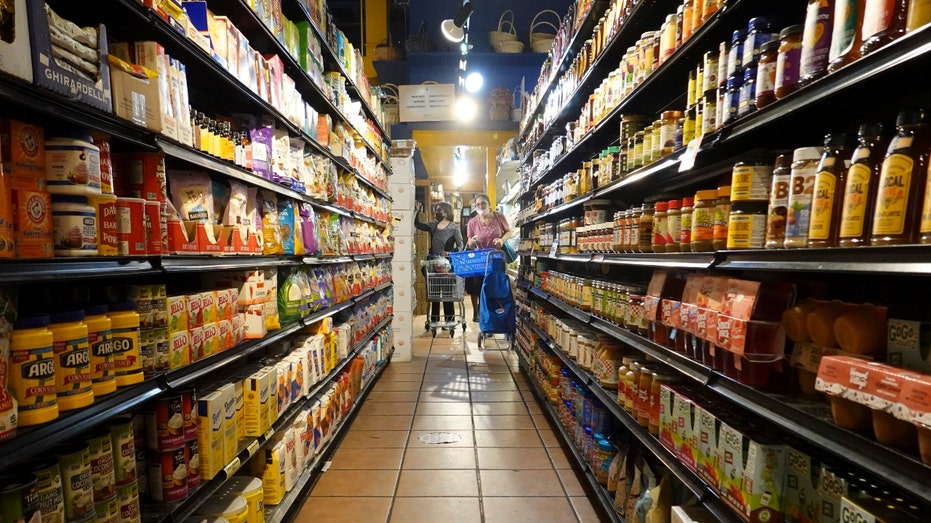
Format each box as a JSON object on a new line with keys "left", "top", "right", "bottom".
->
{"left": 838, "top": 123, "right": 888, "bottom": 247}
{"left": 871, "top": 109, "right": 931, "bottom": 245}
{"left": 809, "top": 133, "right": 853, "bottom": 248}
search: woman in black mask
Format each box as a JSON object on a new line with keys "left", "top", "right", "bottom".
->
{"left": 415, "top": 201, "right": 463, "bottom": 331}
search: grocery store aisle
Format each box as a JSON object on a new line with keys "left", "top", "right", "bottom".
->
{"left": 296, "top": 307, "right": 608, "bottom": 522}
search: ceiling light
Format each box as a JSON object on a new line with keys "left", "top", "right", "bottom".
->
{"left": 454, "top": 96, "right": 478, "bottom": 122}
{"left": 441, "top": 2, "right": 474, "bottom": 43}
{"left": 464, "top": 72, "right": 484, "bottom": 93}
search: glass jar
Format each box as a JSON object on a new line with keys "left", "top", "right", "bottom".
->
{"left": 653, "top": 201, "right": 669, "bottom": 253}
{"left": 721, "top": 75, "right": 741, "bottom": 126}
{"left": 680, "top": 196, "right": 695, "bottom": 251}
{"left": 660, "top": 111, "right": 681, "bottom": 157}
{"left": 667, "top": 199, "right": 682, "bottom": 250}
{"left": 713, "top": 185, "right": 732, "bottom": 251}
{"left": 642, "top": 126, "right": 654, "bottom": 165}
{"left": 651, "top": 122, "right": 662, "bottom": 161}
{"left": 775, "top": 25, "right": 804, "bottom": 99}
{"left": 649, "top": 373, "right": 681, "bottom": 435}
{"left": 727, "top": 201, "right": 769, "bottom": 249}
{"left": 738, "top": 64, "right": 757, "bottom": 117}
{"left": 636, "top": 365, "right": 655, "bottom": 426}
{"left": 691, "top": 190, "right": 718, "bottom": 252}
{"left": 800, "top": 0, "right": 833, "bottom": 85}
{"left": 701, "top": 90, "right": 717, "bottom": 135}
{"left": 726, "top": 29, "right": 745, "bottom": 80}
{"left": 629, "top": 206, "right": 642, "bottom": 252}
{"left": 756, "top": 40, "right": 779, "bottom": 109}
{"left": 638, "top": 204, "right": 655, "bottom": 253}
{"left": 632, "top": 132, "right": 645, "bottom": 170}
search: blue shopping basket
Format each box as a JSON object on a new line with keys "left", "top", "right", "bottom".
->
{"left": 449, "top": 249, "right": 503, "bottom": 277}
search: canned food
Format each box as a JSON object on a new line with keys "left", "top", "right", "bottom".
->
{"left": 115, "top": 481, "right": 140, "bottom": 523}
{"left": 26, "top": 459, "right": 65, "bottom": 523}
{"left": 145, "top": 395, "right": 187, "bottom": 451}
{"left": 147, "top": 447, "right": 188, "bottom": 502}
{"left": 114, "top": 198, "right": 146, "bottom": 256}
{"left": 93, "top": 496, "right": 118, "bottom": 523}
{"left": 57, "top": 443, "right": 95, "bottom": 521}
{"left": 85, "top": 428, "right": 116, "bottom": 502}
{"left": 0, "top": 473, "right": 40, "bottom": 523}
{"left": 186, "top": 439, "right": 201, "bottom": 490}
{"left": 107, "top": 419, "right": 136, "bottom": 487}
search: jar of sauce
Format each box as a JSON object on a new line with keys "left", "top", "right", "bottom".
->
{"left": 743, "top": 17, "right": 775, "bottom": 68}
{"left": 755, "top": 40, "right": 779, "bottom": 109}
{"left": 828, "top": 0, "right": 865, "bottom": 72}
{"left": 738, "top": 65, "right": 757, "bottom": 117}
{"left": 839, "top": 123, "right": 888, "bottom": 247}
{"left": 872, "top": 109, "right": 931, "bottom": 245}
{"left": 721, "top": 75, "right": 741, "bottom": 126}
{"left": 783, "top": 147, "right": 822, "bottom": 248}
{"left": 765, "top": 155, "right": 792, "bottom": 248}
{"left": 726, "top": 29, "right": 745, "bottom": 80}
{"left": 907, "top": 0, "right": 931, "bottom": 32}
{"left": 638, "top": 204, "right": 654, "bottom": 253}
{"left": 680, "top": 196, "right": 695, "bottom": 251}
{"left": 775, "top": 25, "right": 804, "bottom": 99}
{"left": 800, "top": 0, "right": 833, "bottom": 85}
{"left": 653, "top": 201, "right": 669, "bottom": 253}
{"left": 860, "top": 0, "right": 908, "bottom": 56}
{"left": 731, "top": 157, "right": 775, "bottom": 202}
{"left": 666, "top": 199, "right": 681, "bottom": 250}
{"left": 691, "top": 190, "right": 718, "bottom": 252}
{"left": 637, "top": 368, "right": 655, "bottom": 427}
{"left": 713, "top": 186, "right": 732, "bottom": 250}
{"left": 809, "top": 133, "right": 853, "bottom": 248}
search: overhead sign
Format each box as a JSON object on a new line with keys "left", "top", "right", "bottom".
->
{"left": 399, "top": 83, "right": 456, "bottom": 122}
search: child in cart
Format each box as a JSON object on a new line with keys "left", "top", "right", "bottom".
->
{"left": 415, "top": 201, "right": 464, "bottom": 330}
{"left": 464, "top": 193, "right": 514, "bottom": 321}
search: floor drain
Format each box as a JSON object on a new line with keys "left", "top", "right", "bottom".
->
{"left": 418, "top": 432, "right": 462, "bottom": 444}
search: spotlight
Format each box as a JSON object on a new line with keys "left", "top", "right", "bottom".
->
{"left": 441, "top": 2, "right": 474, "bottom": 43}
{"left": 454, "top": 96, "right": 478, "bottom": 122}
{"left": 464, "top": 72, "right": 484, "bottom": 93}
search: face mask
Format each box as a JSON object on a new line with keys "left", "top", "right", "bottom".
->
{"left": 435, "top": 212, "right": 445, "bottom": 220}
{"left": 476, "top": 206, "right": 490, "bottom": 216}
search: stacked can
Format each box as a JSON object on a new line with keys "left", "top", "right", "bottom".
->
{"left": 145, "top": 390, "right": 197, "bottom": 503}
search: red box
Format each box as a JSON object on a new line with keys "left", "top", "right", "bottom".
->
{"left": 166, "top": 220, "right": 198, "bottom": 254}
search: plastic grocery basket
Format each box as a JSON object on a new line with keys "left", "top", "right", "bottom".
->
{"left": 449, "top": 249, "right": 499, "bottom": 277}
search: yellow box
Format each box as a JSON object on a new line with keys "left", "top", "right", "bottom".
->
{"left": 244, "top": 369, "right": 270, "bottom": 437}
{"left": 264, "top": 365, "right": 279, "bottom": 427}
{"left": 218, "top": 383, "right": 238, "bottom": 465}
{"left": 167, "top": 295, "right": 188, "bottom": 334}
{"left": 169, "top": 330, "right": 190, "bottom": 370}
{"left": 201, "top": 291, "right": 219, "bottom": 325}
{"left": 189, "top": 326, "right": 205, "bottom": 361}
{"left": 202, "top": 322, "right": 220, "bottom": 357}
{"left": 261, "top": 440, "right": 287, "bottom": 505}
{"left": 196, "top": 388, "right": 225, "bottom": 480}
{"left": 233, "top": 377, "right": 244, "bottom": 441}
{"left": 287, "top": 352, "right": 309, "bottom": 399}
{"left": 216, "top": 288, "right": 233, "bottom": 321}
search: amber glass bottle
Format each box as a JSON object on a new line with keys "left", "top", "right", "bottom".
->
{"left": 838, "top": 123, "right": 888, "bottom": 247}
{"left": 860, "top": 0, "right": 909, "bottom": 56}
{"left": 809, "top": 133, "right": 852, "bottom": 248}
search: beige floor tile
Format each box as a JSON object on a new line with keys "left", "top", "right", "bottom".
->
{"left": 570, "top": 496, "right": 607, "bottom": 523}
{"left": 366, "top": 391, "right": 420, "bottom": 403}
{"left": 373, "top": 381, "right": 422, "bottom": 392}
{"left": 547, "top": 448, "right": 574, "bottom": 470}
{"left": 472, "top": 402, "right": 530, "bottom": 416}
{"left": 328, "top": 447, "right": 404, "bottom": 470}
{"left": 411, "top": 415, "right": 474, "bottom": 431}
{"left": 426, "top": 359, "right": 469, "bottom": 369}
{"left": 377, "top": 373, "right": 423, "bottom": 382}
{"left": 420, "top": 381, "right": 471, "bottom": 394}
{"left": 388, "top": 497, "right": 481, "bottom": 523}
{"left": 407, "top": 430, "right": 475, "bottom": 448}
{"left": 339, "top": 430, "right": 410, "bottom": 449}
{"left": 296, "top": 497, "right": 392, "bottom": 523}
{"left": 521, "top": 390, "right": 538, "bottom": 403}
{"left": 415, "top": 402, "right": 472, "bottom": 416}
{"left": 558, "top": 468, "right": 589, "bottom": 497}
{"left": 476, "top": 447, "right": 554, "bottom": 470}
{"left": 469, "top": 381, "right": 519, "bottom": 392}
{"left": 384, "top": 362, "right": 426, "bottom": 373}
{"left": 480, "top": 469, "right": 567, "bottom": 496}
{"left": 309, "top": 469, "right": 399, "bottom": 497}
{"left": 539, "top": 429, "right": 564, "bottom": 448}
{"left": 473, "top": 415, "right": 536, "bottom": 430}
{"left": 471, "top": 391, "right": 524, "bottom": 403}
{"left": 395, "top": 469, "right": 479, "bottom": 497}
{"left": 482, "top": 496, "right": 577, "bottom": 523}
{"left": 401, "top": 447, "right": 477, "bottom": 469}
{"left": 349, "top": 415, "right": 413, "bottom": 431}
{"left": 467, "top": 364, "right": 513, "bottom": 374}
{"left": 418, "top": 390, "right": 472, "bottom": 403}
{"left": 357, "top": 401, "right": 416, "bottom": 417}
{"left": 474, "top": 429, "right": 543, "bottom": 448}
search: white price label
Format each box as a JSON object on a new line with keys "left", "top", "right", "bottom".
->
{"left": 223, "top": 457, "right": 242, "bottom": 477}
{"left": 678, "top": 136, "right": 704, "bottom": 172}
{"left": 549, "top": 238, "right": 559, "bottom": 257}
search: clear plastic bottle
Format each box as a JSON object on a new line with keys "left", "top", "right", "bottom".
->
{"left": 784, "top": 147, "right": 823, "bottom": 248}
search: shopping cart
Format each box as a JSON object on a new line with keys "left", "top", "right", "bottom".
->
{"left": 422, "top": 258, "right": 467, "bottom": 338}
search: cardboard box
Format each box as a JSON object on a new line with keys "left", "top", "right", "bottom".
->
{"left": 108, "top": 56, "right": 162, "bottom": 132}
{"left": 0, "top": 119, "right": 46, "bottom": 191}
{"left": 244, "top": 369, "right": 271, "bottom": 437}
{"left": 133, "top": 42, "right": 178, "bottom": 140}
{"left": 0, "top": 0, "right": 32, "bottom": 81}
{"left": 218, "top": 383, "right": 237, "bottom": 464}
{"left": 694, "top": 404, "right": 720, "bottom": 489}
{"left": 27, "top": 4, "right": 111, "bottom": 112}
{"left": 818, "top": 467, "right": 849, "bottom": 523}
{"left": 887, "top": 318, "right": 931, "bottom": 373}
{"left": 196, "top": 388, "right": 225, "bottom": 480}
{"left": 717, "top": 423, "right": 787, "bottom": 523}
{"left": 785, "top": 448, "right": 821, "bottom": 523}
{"left": 169, "top": 330, "right": 190, "bottom": 369}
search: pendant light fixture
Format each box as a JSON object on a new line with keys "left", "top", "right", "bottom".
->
{"left": 441, "top": 2, "right": 474, "bottom": 42}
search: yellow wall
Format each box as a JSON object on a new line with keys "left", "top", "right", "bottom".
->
{"left": 411, "top": 129, "right": 514, "bottom": 205}
{"left": 363, "top": 0, "right": 387, "bottom": 81}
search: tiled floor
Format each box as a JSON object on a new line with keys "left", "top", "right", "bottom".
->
{"left": 296, "top": 309, "right": 608, "bottom": 523}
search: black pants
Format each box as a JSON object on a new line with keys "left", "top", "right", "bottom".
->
{"left": 430, "top": 301, "right": 455, "bottom": 323}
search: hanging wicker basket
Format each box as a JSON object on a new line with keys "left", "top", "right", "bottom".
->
{"left": 529, "top": 10, "right": 560, "bottom": 53}
{"left": 381, "top": 84, "right": 400, "bottom": 126}
{"left": 373, "top": 39, "right": 402, "bottom": 61}
{"left": 495, "top": 40, "right": 525, "bottom": 54}
{"left": 488, "top": 10, "right": 517, "bottom": 49}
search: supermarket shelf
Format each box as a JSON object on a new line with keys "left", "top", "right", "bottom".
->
{"left": 0, "top": 74, "right": 156, "bottom": 151}
{"left": 373, "top": 281, "right": 393, "bottom": 293}
{"left": 302, "top": 299, "right": 355, "bottom": 326}
{"left": 354, "top": 174, "right": 392, "bottom": 202}
{"left": 157, "top": 256, "right": 303, "bottom": 273}
{"left": 267, "top": 346, "right": 394, "bottom": 523}
{"left": 0, "top": 378, "right": 163, "bottom": 470}
{"left": 303, "top": 256, "right": 355, "bottom": 265}
{"left": 516, "top": 355, "right": 623, "bottom": 523}
{"left": 164, "top": 320, "right": 305, "bottom": 389}
{"left": 353, "top": 254, "right": 375, "bottom": 261}
{"left": 714, "top": 245, "right": 931, "bottom": 275}
{"left": 0, "top": 258, "right": 157, "bottom": 283}
{"left": 373, "top": 253, "right": 394, "bottom": 259}
{"left": 516, "top": 194, "right": 592, "bottom": 227}
{"left": 530, "top": 286, "right": 931, "bottom": 506}
{"left": 594, "top": 252, "right": 716, "bottom": 270}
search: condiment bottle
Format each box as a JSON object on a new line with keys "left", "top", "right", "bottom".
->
{"left": 860, "top": 0, "right": 909, "bottom": 56}
{"left": 828, "top": 0, "right": 866, "bottom": 72}
{"left": 48, "top": 310, "right": 94, "bottom": 411}
{"left": 721, "top": 76, "right": 741, "bottom": 126}
{"left": 680, "top": 196, "right": 695, "bottom": 251}
{"left": 907, "top": 0, "right": 931, "bottom": 32}
{"left": 691, "top": 190, "right": 717, "bottom": 252}
{"left": 775, "top": 25, "right": 804, "bottom": 99}
{"left": 653, "top": 201, "right": 669, "bottom": 253}
{"left": 839, "top": 123, "right": 889, "bottom": 247}
{"left": 660, "top": 111, "right": 681, "bottom": 157}
{"left": 765, "top": 155, "right": 793, "bottom": 248}
{"left": 743, "top": 17, "right": 775, "bottom": 68}
{"left": 713, "top": 186, "right": 732, "bottom": 250}
{"left": 682, "top": 0, "right": 696, "bottom": 42}
{"left": 799, "top": 0, "right": 834, "bottom": 85}
{"left": 666, "top": 199, "right": 682, "bottom": 250}
{"left": 784, "top": 147, "right": 823, "bottom": 248}
{"left": 755, "top": 40, "right": 779, "bottom": 109}
{"left": 871, "top": 109, "right": 931, "bottom": 245}
{"left": 726, "top": 29, "right": 745, "bottom": 80}
{"left": 738, "top": 65, "right": 757, "bottom": 117}
{"left": 809, "top": 133, "right": 853, "bottom": 248}
{"left": 638, "top": 204, "right": 654, "bottom": 253}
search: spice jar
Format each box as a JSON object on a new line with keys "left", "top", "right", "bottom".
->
{"left": 713, "top": 186, "right": 732, "bottom": 250}
{"left": 775, "top": 25, "right": 804, "bottom": 99}
{"left": 642, "top": 126, "right": 655, "bottom": 165}
{"left": 731, "top": 157, "right": 775, "bottom": 202}
{"left": 783, "top": 147, "right": 823, "bottom": 248}
{"left": 680, "top": 196, "right": 695, "bottom": 251}
{"left": 809, "top": 133, "right": 852, "bottom": 248}
{"left": 691, "top": 190, "right": 718, "bottom": 252}
{"left": 839, "top": 123, "right": 888, "bottom": 247}
{"left": 666, "top": 199, "right": 682, "bottom": 250}
{"left": 638, "top": 204, "right": 655, "bottom": 253}
{"left": 874, "top": 109, "right": 931, "bottom": 245}
{"left": 755, "top": 40, "right": 779, "bottom": 109}
{"left": 765, "top": 155, "right": 792, "bottom": 248}
{"left": 653, "top": 201, "right": 669, "bottom": 253}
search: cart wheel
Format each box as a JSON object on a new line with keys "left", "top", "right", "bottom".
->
{"left": 477, "top": 333, "right": 483, "bottom": 348}
{"left": 431, "top": 329, "right": 437, "bottom": 338}
{"left": 462, "top": 322, "right": 467, "bottom": 332}
{"left": 424, "top": 321, "right": 430, "bottom": 331}
{"left": 449, "top": 328, "right": 455, "bottom": 338}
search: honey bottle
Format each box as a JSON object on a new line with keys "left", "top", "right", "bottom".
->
{"left": 828, "top": 0, "right": 866, "bottom": 72}
{"left": 809, "top": 133, "right": 852, "bottom": 248}
{"left": 838, "top": 123, "right": 888, "bottom": 247}
{"left": 860, "top": 0, "right": 909, "bottom": 56}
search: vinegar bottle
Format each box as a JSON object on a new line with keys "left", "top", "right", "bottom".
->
{"left": 838, "top": 123, "right": 888, "bottom": 247}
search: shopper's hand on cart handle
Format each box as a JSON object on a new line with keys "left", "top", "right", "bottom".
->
{"left": 492, "top": 238, "right": 503, "bottom": 248}
{"left": 468, "top": 237, "right": 479, "bottom": 248}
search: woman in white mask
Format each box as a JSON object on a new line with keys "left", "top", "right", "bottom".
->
{"left": 464, "top": 193, "right": 513, "bottom": 321}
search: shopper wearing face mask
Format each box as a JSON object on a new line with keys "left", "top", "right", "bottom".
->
{"left": 464, "top": 193, "right": 513, "bottom": 321}
{"left": 415, "top": 201, "right": 464, "bottom": 329}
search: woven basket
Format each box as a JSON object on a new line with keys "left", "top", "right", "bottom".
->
{"left": 531, "top": 36, "right": 555, "bottom": 53}
{"left": 373, "top": 40, "right": 402, "bottom": 61}
{"left": 488, "top": 10, "right": 517, "bottom": 48}
{"left": 494, "top": 40, "right": 524, "bottom": 53}
{"left": 530, "top": 10, "right": 560, "bottom": 49}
